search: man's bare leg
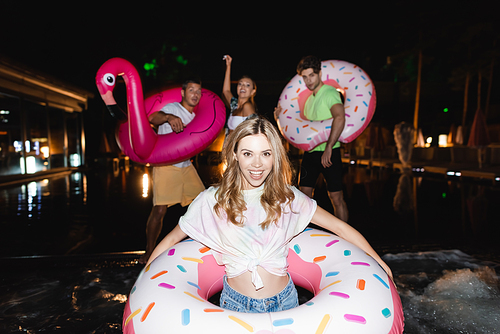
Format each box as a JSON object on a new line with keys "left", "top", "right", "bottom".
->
{"left": 139, "top": 205, "right": 167, "bottom": 264}
{"left": 301, "top": 186, "right": 348, "bottom": 222}
{"left": 328, "top": 190, "right": 348, "bottom": 222}
{"left": 300, "top": 186, "right": 314, "bottom": 198}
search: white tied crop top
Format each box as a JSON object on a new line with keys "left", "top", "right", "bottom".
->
{"left": 178, "top": 184, "right": 317, "bottom": 289}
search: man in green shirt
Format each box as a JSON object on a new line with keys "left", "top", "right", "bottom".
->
{"left": 276, "top": 56, "right": 348, "bottom": 221}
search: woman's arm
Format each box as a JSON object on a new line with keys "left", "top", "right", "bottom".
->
{"left": 144, "top": 224, "right": 188, "bottom": 267}
{"left": 222, "top": 55, "right": 233, "bottom": 106}
{"left": 310, "top": 206, "right": 393, "bottom": 280}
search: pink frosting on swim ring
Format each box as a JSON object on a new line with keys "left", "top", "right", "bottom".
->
{"left": 122, "top": 228, "right": 404, "bottom": 333}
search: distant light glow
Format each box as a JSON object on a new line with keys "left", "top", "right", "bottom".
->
{"left": 41, "top": 146, "right": 49, "bottom": 158}
{"left": 144, "top": 59, "right": 158, "bottom": 77}
{"left": 142, "top": 173, "right": 149, "bottom": 198}
{"left": 22, "top": 156, "right": 36, "bottom": 174}
{"left": 176, "top": 55, "right": 187, "bottom": 65}
{"left": 14, "top": 141, "right": 22, "bottom": 152}
{"left": 70, "top": 154, "right": 81, "bottom": 167}
{"left": 144, "top": 61, "right": 157, "bottom": 71}
{"left": 438, "top": 134, "right": 448, "bottom": 147}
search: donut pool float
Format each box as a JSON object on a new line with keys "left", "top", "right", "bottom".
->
{"left": 277, "top": 60, "right": 376, "bottom": 151}
{"left": 96, "top": 57, "right": 226, "bottom": 165}
{"left": 122, "top": 228, "right": 404, "bottom": 333}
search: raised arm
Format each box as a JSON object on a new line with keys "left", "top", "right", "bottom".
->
{"left": 310, "top": 206, "right": 393, "bottom": 280}
{"left": 144, "top": 224, "right": 188, "bottom": 267}
{"left": 222, "top": 55, "right": 234, "bottom": 106}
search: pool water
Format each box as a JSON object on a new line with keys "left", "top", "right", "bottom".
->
{"left": 1, "top": 160, "right": 499, "bottom": 333}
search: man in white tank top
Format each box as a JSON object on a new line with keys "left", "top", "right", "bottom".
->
{"left": 139, "top": 79, "right": 206, "bottom": 264}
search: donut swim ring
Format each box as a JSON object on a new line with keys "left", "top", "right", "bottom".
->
{"left": 122, "top": 228, "right": 404, "bottom": 333}
{"left": 96, "top": 57, "right": 226, "bottom": 165}
{"left": 277, "top": 60, "right": 376, "bottom": 151}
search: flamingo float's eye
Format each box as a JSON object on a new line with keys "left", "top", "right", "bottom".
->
{"left": 104, "top": 73, "right": 116, "bottom": 86}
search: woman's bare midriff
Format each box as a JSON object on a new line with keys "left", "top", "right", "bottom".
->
{"left": 227, "top": 266, "right": 289, "bottom": 299}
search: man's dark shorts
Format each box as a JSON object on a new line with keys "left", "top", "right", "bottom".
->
{"left": 299, "top": 148, "right": 343, "bottom": 192}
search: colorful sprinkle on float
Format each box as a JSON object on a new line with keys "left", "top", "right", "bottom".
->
{"left": 277, "top": 60, "right": 376, "bottom": 151}
{"left": 122, "top": 228, "right": 404, "bottom": 333}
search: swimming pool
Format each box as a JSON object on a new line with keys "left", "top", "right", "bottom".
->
{"left": 1, "top": 161, "right": 499, "bottom": 333}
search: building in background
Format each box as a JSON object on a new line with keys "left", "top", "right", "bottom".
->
{"left": 0, "top": 56, "right": 93, "bottom": 178}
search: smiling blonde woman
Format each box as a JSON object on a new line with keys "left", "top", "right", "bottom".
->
{"left": 145, "top": 116, "right": 393, "bottom": 313}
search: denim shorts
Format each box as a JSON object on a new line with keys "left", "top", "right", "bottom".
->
{"left": 219, "top": 274, "right": 299, "bottom": 313}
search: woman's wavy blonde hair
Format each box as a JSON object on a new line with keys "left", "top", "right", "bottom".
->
{"left": 214, "top": 116, "right": 295, "bottom": 229}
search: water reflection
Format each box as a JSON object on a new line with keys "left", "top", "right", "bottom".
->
{"left": 340, "top": 164, "right": 499, "bottom": 256}
{"left": 1, "top": 168, "right": 150, "bottom": 257}
{"left": 466, "top": 184, "right": 489, "bottom": 238}
{"left": 393, "top": 169, "right": 415, "bottom": 213}
{"left": 142, "top": 173, "right": 149, "bottom": 198}
{"left": 2, "top": 162, "right": 500, "bottom": 259}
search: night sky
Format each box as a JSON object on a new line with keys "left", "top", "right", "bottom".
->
{"left": 2, "top": 1, "right": 498, "bottom": 127}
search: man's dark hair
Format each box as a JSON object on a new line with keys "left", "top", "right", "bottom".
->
{"left": 296, "top": 56, "right": 322, "bottom": 75}
{"left": 182, "top": 77, "right": 202, "bottom": 90}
